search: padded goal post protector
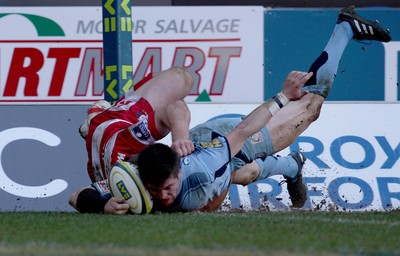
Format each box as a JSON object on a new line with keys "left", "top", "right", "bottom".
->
{"left": 102, "top": 0, "right": 133, "bottom": 102}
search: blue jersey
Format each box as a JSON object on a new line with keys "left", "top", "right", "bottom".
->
{"left": 189, "top": 117, "right": 274, "bottom": 170}
{"left": 164, "top": 117, "right": 274, "bottom": 212}
{"left": 166, "top": 136, "right": 232, "bottom": 212}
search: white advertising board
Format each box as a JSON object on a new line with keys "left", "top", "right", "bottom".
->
{"left": 0, "top": 7, "right": 263, "bottom": 104}
{"left": 160, "top": 103, "right": 400, "bottom": 212}
{"left": 0, "top": 103, "right": 398, "bottom": 212}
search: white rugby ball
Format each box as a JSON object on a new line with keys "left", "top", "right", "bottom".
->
{"left": 109, "top": 161, "right": 153, "bottom": 214}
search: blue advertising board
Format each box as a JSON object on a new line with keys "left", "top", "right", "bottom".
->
{"left": 0, "top": 106, "right": 90, "bottom": 211}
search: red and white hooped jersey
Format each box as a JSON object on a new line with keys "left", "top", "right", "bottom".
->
{"left": 85, "top": 75, "right": 162, "bottom": 182}
{"left": 86, "top": 97, "right": 162, "bottom": 182}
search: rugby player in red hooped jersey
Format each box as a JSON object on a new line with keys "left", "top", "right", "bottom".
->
{"left": 69, "top": 67, "right": 195, "bottom": 214}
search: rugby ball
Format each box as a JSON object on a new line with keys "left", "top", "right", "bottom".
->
{"left": 108, "top": 161, "right": 153, "bottom": 214}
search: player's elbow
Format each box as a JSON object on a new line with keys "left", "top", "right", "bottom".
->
{"left": 68, "top": 191, "right": 79, "bottom": 209}
{"left": 68, "top": 186, "right": 92, "bottom": 210}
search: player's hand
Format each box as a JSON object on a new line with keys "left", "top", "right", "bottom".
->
{"left": 281, "top": 71, "right": 313, "bottom": 100}
{"left": 104, "top": 197, "right": 130, "bottom": 215}
{"left": 171, "top": 138, "right": 195, "bottom": 157}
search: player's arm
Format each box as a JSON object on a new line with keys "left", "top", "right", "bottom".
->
{"left": 68, "top": 185, "right": 93, "bottom": 210}
{"left": 226, "top": 71, "right": 313, "bottom": 157}
{"left": 68, "top": 182, "right": 129, "bottom": 215}
{"left": 225, "top": 104, "right": 273, "bottom": 157}
{"left": 156, "top": 100, "right": 194, "bottom": 157}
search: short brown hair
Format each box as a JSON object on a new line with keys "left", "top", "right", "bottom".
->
{"left": 137, "top": 143, "right": 180, "bottom": 186}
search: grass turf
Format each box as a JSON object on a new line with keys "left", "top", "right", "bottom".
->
{"left": 1, "top": 211, "right": 399, "bottom": 255}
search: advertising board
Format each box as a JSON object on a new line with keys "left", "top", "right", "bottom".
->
{"left": 1, "top": 103, "right": 399, "bottom": 212}
{"left": 0, "top": 7, "right": 263, "bottom": 104}
{"left": 0, "top": 6, "right": 398, "bottom": 212}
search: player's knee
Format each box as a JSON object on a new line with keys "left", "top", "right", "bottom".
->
{"left": 308, "top": 95, "right": 323, "bottom": 121}
{"left": 302, "top": 94, "right": 323, "bottom": 122}
{"left": 170, "top": 66, "right": 194, "bottom": 91}
{"left": 232, "top": 168, "right": 259, "bottom": 186}
{"left": 68, "top": 191, "right": 79, "bottom": 209}
{"left": 244, "top": 168, "right": 259, "bottom": 185}
{"left": 170, "top": 99, "right": 187, "bottom": 109}
{"left": 249, "top": 168, "right": 259, "bottom": 183}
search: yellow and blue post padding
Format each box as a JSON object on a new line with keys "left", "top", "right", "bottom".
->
{"left": 102, "top": 0, "right": 133, "bottom": 102}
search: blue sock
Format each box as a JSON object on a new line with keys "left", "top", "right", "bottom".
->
{"left": 303, "top": 22, "right": 353, "bottom": 97}
{"left": 254, "top": 155, "right": 298, "bottom": 181}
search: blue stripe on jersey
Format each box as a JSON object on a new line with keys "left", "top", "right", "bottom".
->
{"left": 215, "top": 163, "right": 229, "bottom": 178}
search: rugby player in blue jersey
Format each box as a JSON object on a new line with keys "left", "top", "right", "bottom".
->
{"left": 137, "top": 6, "right": 391, "bottom": 212}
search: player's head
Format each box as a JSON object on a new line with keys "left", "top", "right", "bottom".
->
{"left": 137, "top": 143, "right": 181, "bottom": 206}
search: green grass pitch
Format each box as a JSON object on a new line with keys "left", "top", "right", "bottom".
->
{"left": 1, "top": 211, "right": 400, "bottom": 255}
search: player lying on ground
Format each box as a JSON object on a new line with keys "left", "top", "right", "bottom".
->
{"left": 69, "top": 66, "right": 194, "bottom": 214}
{"left": 80, "top": 66, "right": 194, "bottom": 183}
{"left": 69, "top": 96, "right": 307, "bottom": 214}
{"left": 69, "top": 67, "right": 306, "bottom": 214}
{"left": 136, "top": 6, "right": 392, "bottom": 212}
{"left": 70, "top": 5, "right": 391, "bottom": 214}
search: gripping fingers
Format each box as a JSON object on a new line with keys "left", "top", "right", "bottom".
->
{"left": 289, "top": 71, "right": 314, "bottom": 89}
{"left": 104, "top": 197, "right": 129, "bottom": 215}
{"left": 171, "top": 139, "right": 194, "bottom": 157}
{"left": 301, "top": 72, "right": 313, "bottom": 84}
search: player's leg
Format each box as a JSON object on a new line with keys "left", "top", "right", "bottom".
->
{"left": 267, "top": 6, "right": 392, "bottom": 151}
{"left": 132, "top": 67, "right": 194, "bottom": 139}
{"left": 284, "top": 151, "right": 307, "bottom": 208}
{"left": 303, "top": 5, "right": 391, "bottom": 98}
{"left": 78, "top": 100, "right": 112, "bottom": 139}
{"left": 202, "top": 151, "right": 308, "bottom": 211}
{"left": 241, "top": 7, "right": 354, "bottom": 207}
{"left": 266, "top": 93, "right": 323, "bottom": 153}
{"left": 232, "top": 153, "right": 305, "bottom": 185}
{"left": 130, "top": 66, "right": 193, "bottom": 111}
{"left": 262, "top": 6, "right": 392, "bottom": 208}
{"left": 190, "top": 116, "right": 303, "bottom": 182}
{"left": 230, "top": 161, "right": 260, "bottom": 186}
{"left": 338, "top": 5, "right": 391, "bottom": 42}
{"left": 231, "top": 151, "right": 307, "bottom": 208}
{"left": 266, "top": 6, "right": 388, "bottom": 151}
{"left": 301, "top": 21, "right": 353, "bottom": 98}
{"left": 192, "top": 116, "right": 307, "bottom": 208}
